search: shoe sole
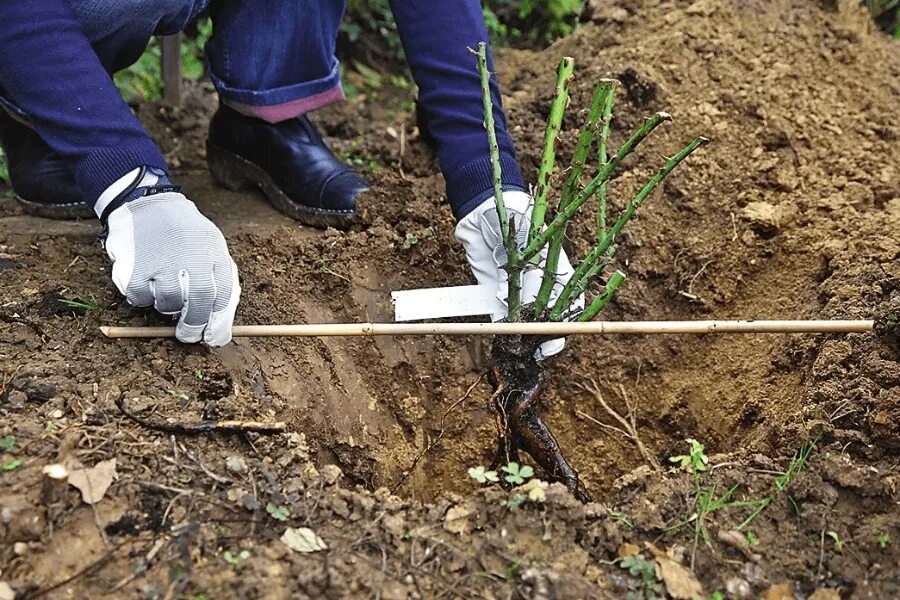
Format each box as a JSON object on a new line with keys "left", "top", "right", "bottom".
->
{"left": 206, "top": 143, "right": 358, "bottom": 230}
{"left": 14, "top": 194, "right": 94, "bottom": 220}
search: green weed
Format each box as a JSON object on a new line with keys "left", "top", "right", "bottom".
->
{"left": 620, "top": 554, "right": 662, "bottom": 600}
{"left": 266, "top": 502, "right": 290, "bottom": 521}
{"left": 2, "top": 459, "right": 22, "bottom": 471}
{"left": 0, "top": 436, "right": 17, "bottom": 452}
{"left": 59, "top": 293, "right": 100, "bottom": 313}
{"left": 500, "top": 461, "right": 534, "bottom": 485}
{"left": 826, "top": 530, "right": 844, "bottom": 552}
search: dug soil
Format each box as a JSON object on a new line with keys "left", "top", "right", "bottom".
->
{"left": 2, "top": 0, "right": 899, "bottom": 598}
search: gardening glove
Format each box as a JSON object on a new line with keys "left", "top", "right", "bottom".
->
{"left": 455, "top": 191, "right": 585, "bottom": 360}
{"left": 96, "top": 167, "right": 241, "bottom": 346}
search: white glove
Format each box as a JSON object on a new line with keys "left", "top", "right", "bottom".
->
{"left": 97, "top": 168, "right": 240, "bottom": 346}
{"left": 455, "top": 191, "right": 584, "bottom": 360}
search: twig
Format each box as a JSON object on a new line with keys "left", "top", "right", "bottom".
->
{"left": 576, "top": 379, "right": 660, "bottom": 471}
{"left": 391, "top": 374, "right": 485, "bottom": 493}
{"left": 0, "top": 365, "right": 22, "bottom": 398}
{"left": 24, "top": 539, "right": 140, "bottom": 599}
{"left": 115, "top": 395, "right": 286, "bottom": 435}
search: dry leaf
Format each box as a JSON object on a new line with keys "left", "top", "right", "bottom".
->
{"left": 281, "top": 527, "right": 327, "bottom": 553}
{"left": 655, "top": 556, "right": 704, "bottom": 599}
{"left": 67, "top": 458, "right": 117, "bottom": 505}
{"left": 763, "top": 581, "right": 794, "bottom": 600}
{"left": 617, "top": 543, "right": 641, "bottom": 559}
{"left": 443, "top": 504, "right": 473, "bottom": 536}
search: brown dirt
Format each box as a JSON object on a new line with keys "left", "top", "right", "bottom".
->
{"left": 2, "top": 0, "right": 899, "bottom": 598}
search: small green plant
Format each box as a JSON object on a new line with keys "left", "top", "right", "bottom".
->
{"left": 736, "top": 437, "right": 818, "bottom": 530}
{"left": 669, "top": 438, "right": 709, "bottom": 474}
{"left": 0, "top": 436, "right": 17, "bottom": 452}
{"left": 609, "top": 510, "right": 636, "bottom": 529}
{"left": 223, "top": 549, "right": 250, "bottom": 565}
{"left": 500, "top": 461, "right": 534, "bottom": 485}
{"left": 877, "top": 533, "right": 892, "bottom": 549}
{"left": 2, "top": 459, "right": 22, "bottom": 472}
{"left": 468, "top": 465, "right": 500, "bottom": 484}
{"left": 620, "top": 554, "right": 662, "bottom": 600}
{"left": 826, "top": 530, "right": 844, "bottom": 552}
{"left": 266, "top": 502, "right": 290, "bottom": 521}
{"left": 59, "top": 293, "right": 101, "bottom": 313}
{"left": 745, "top": 530, "right": 758, "bottom": 546}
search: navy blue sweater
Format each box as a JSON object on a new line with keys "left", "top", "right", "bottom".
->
{"left": 0, "top": 0, "right": 525, "bottom": 219}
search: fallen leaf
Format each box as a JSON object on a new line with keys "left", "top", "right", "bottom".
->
{"left": 617, "top": 543, "right": 641, "bottom": 558}
{"left": 281, "top": 527, "right": 327, "bottom": 553}
{"left": 443, "top": 504, "right": 473, "bottom": 536}
{"left": 763, "top": 581, "right": 795, "bottom": 600}
{"left": 655, "top": 556, "right": 704, "bottom": 599}
{"left": 67, "top": 458, "right": 117, "bottom": 505}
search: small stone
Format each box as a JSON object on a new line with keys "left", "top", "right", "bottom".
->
{"left": 225, "top": 455, "right": 248, "bottom": 474}
{"left": 13, "top": 542, "right": 28, "bottom": 556}
{"left": 726, "top": 577, "right": 753, "bottom": 599}
{"left": 320, "top": 464, "right": 342, "bottom": 485}
{"left": 48, "top": 409, "right": 64, "bottom": 419}
{"left": 0, "top": 582, "right": 15, "bottom": 600}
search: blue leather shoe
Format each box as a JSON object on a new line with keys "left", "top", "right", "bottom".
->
{"left": 207, "top": 105, "right": 369, "bottom": 229}
{"left": 0, "top": 109, "right": 91, "bottom": 219}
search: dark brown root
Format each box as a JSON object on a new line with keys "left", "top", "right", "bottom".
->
{"left": 488, "top": 334, "right": 591, "bottom": 503}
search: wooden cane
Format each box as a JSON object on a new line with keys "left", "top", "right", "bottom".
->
{"left": 100, "top": 319, "right": 875, "bottom": 339}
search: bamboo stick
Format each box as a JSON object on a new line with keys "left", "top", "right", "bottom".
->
{"left": 100, "top": 320, "right": 874, "bottom": 339}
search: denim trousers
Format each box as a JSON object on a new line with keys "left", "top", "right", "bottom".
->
{"left": 68, "top": 0, "right": 346, "bottom": 119}
{"left": 2, "top": 0, "right": 524, "bottom": 217}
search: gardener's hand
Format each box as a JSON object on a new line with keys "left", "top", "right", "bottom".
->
{"left": 455, "top": 191, "right": 584, "bottom": 360}
{"left": 100, "top": 170, "right": 240, "bottom": 346}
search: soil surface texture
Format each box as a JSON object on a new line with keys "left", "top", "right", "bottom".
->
{"left": 2, "top": 0, "right": 899, "bottom": 598}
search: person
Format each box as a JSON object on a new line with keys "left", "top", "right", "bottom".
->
{"left": 0, "top": 1, "right": 580, "bottom": 355}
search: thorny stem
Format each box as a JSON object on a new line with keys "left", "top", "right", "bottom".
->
{"left": 578, "top": 270, "right": 626, "bottom": 322}
{"left": 474, "top": 42, "right": 522, "bottom": 320}
{"left": 528, "top": 56, "right": 575, "bottom": 248}
{"left": 549, "top": 246, "right": 617, "bottom": 321}
{"left": 552, "top": 135, "right": 709, "bottom": 318}
{"left": 521, "top": 111, "right": 673, "bottom": 264}
{"left": 596, "top": 80, "right": 617, "bottom": 241}
{"left": 534, "top": 79, "right": 614, "bottom": 319}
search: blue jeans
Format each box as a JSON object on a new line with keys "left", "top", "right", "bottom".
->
{"left": 1, "top": 0, "right": 524, "bottom": 218}
{"left": 69, "top": 0, "right": 345, "bottom": 112}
